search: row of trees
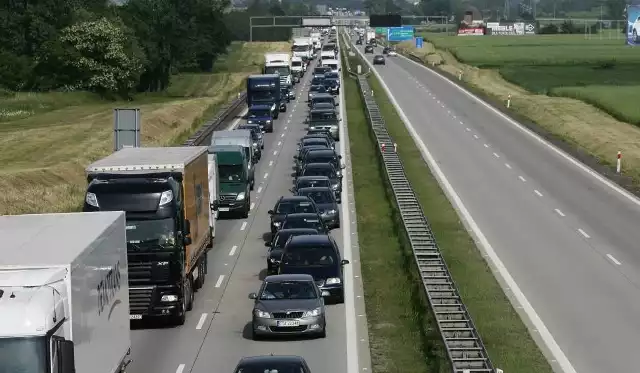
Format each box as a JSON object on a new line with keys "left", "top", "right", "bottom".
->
{"left": 0, "top": 0, "right": 311, "bottom": 97}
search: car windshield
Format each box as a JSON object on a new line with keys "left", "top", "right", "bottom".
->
{"left": 249, "top": 110, "right": 270, "bottom": 117}
{"left": 276, "top": 201, "right": 316, "bottom": 214}
{"left": 126, "top": 218, "right": 176, "bottom": 248}
{"left": 298, "top": 179, "right": 330, "bottom": 189}
{"left": 236, "top": 363, "right": 304, "bottom": 373}
{"left": 264, "top": 66, "right": 290, "bottom": 76}
{"left": 219, "top": 164, "right": 244, "bottom": 181}
{"left": 306, "top": 155, "right": 334, "bottom": 165}
{"left": 303, "top": 167, "right": 334, "bottom": 178}
{"left": 303, "top": 139, "right": 328, "bottom": 147}
{"left": 259, "top": 280, "right": 318, "bottom": 300}
{"left": 325, "top": 72, "right": 338, "bottom": 79}
{"left": 283, "top": 247, "right": 337, "bottom": 266}
{"left": 300, "top": 190, "right": 333, "bottom": 204}
{"left": 0, "top": 337, "right": 47, "bottom": 373}
{"left": 326, "top": 64, "right": 338, "bottom": 70}
{"left": 311, "top": 78, "right": 324, "bottom": 85}
{"left": 273, "top": 231, "right": 306, "bottom": 248}
{"left": 283, "top": 217, "right": 323, "bottom": 230}
{"left": 310, "top": 111, "right": 337, "bottom": 121}
{"left": 292, "top": 44, "right": 310, "bottom": 52}
{"left": 310, "top": 85, "right": 325, "bottom": 92}
{"left": 312, "top": 103, "right": 334, "bottom": 110}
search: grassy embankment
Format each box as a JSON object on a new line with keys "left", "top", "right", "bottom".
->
{"left": 395, "top": 34, "right": 640, "bottom": 187}
{"left": 341, "top": 37, "right": 554, "bottom": 372}
{"left": 0, "top": 41, "right": 291, "bottom": 215}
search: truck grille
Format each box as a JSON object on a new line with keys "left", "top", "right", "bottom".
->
{"left": 279, "top": 77, "right": 288, "bottom": 86}
{"left": 219, "top": 194, "right": 237, "bottom": 202}
{"left": 273, "top": 311, "right": 304, "bottom": 319}
{"left": 128, "top": 261, "right": 170, "bottom": 285}
{"left": 129, "top": 287, "right": 153, "bottom": 314}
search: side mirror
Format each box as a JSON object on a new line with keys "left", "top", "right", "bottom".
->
{"left": 335, "top": 102, "right": 339, "bottom": 106}
{"left": 184, "top": 220, "right": 191, "bottom": 235}
{"left": 183, "top": 236, "right": 192, "bottom": 245}
{"left": 265, "top": 241, "right": 272, "bottom": 247}
{"left": 341, "top": 164, "right": 346, "bottom": 169}
{"left": 248, "top": 292, "right": 258, "bottom": 299}
{"left": 293, "top": 155, "right": 299, "bottom": 159}
{"left": 289, "top": 188, "right": 296, "bottom": 193}
{"left": 55, "top": 338, "right": 76, "bottom": 373}
{"left": 268, "top": 210, "right": 274, "bottom": 215}
{"left": 338, "top": 155, "right": 342, "bottom": 159}
{"left": 211, "top": 200, "right": 219, "bottom": 211}
{"left": 341, "top": 259, "right": 350, "bottom": 265}
{"left": 339, "top": 118, "right": 342, "bottom": 121}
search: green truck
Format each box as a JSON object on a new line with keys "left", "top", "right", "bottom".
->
{"left": 210, "top": 144, "right": 251, "bottom": 218}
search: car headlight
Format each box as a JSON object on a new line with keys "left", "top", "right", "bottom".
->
{"left": 254, "top": 309, "right": 271, "bottom": 318}
{"left": 161, "top": 295, "right": 178, "bottom": 302}
{"left": 247, "top": 120, "right": 253, "bottom": 124}
{"left": 336, "top": 170, "right": 342, "bottom": 177}
{"left": 236, "top": 192, "right": 245, "bottom": 201}
{"left": 332, "top": 183, "right": 339, "bottom": 190}
{"left": 273, "top": 221, "right": 281, "bottom": 227}
{"left": 269, "top": 257, "right": 279, "bottom": 263}
{"left": 253, "top": 142, "right": 258, "bottom": 147}
{"left": 266, "top": 120, "right": 272, "bottom": 123}
{"left": 302, "top": 307, "right": 322, "bottom": 317}
{"left": 85, "top": 192, "right": 99, "bottom": 207}
{"left": 325, "top": 277, "right": 341, "bottom": 285}
{"left": 326, "top": 209, "right": 337, "bottom": 215}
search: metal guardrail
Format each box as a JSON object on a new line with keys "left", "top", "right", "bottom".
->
{"left": 338, "top": 28, "right": 497, "bottom": 373}
{"left": 183, "top": 91, "right": 247, "bottom": 146}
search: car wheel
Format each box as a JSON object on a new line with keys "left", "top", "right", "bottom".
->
{"left": 241, "top": 202, "right": 250, "bottom": 218}
{"left": 318, "top": 327, "right": 327, "bottom": 338}
{"left": 634, "top": 29, "right": 638, "bottom": 42}
{"left": 335, "top": 218, "right": 341, "bottom": 229}
{"left": 251, "top": 327, "right": 263, "bottom": 341}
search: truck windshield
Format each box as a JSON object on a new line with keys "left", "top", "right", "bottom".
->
{"left": 219, "top": 165, "right": 245, "bottom": 182}
{"left": 292, "top": 61, "right": 302, "bottom": 67}
{"left": 126, "top": 218, "right": 176, "bottom": 248}
{"left": 264, "top": 66, "right": 290, "bottom": 76}
{"left": 0, "top": 337, "right": 47, "bottom": 373}
{"left": 250, "top": 91, "right": 275, "bottom": 101}
{"left": 292, "top": 45, "right": 310, "bottom": 52}
{"left": 249, "top": 109, "right": 270, "bottom": 118}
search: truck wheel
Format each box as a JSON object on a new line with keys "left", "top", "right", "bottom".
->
{"left": 186, "top": 278, "right": 194, "bottom": 312}
{"left": 172, "top": 293, "right": 187, "bottom": 326}
{"left": 194, "top": 256, "right": 206, "bottom": 290}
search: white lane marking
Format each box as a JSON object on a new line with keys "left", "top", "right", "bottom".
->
{"left": 240, "top": 222, "right": 247, "bottom": 231}
{"left": 358, "top": 45, "right": 577, "bottom": 373}
{"left": 534, "top": 190, "right": 543, "bottom": 197}
{"left": 473, "top": 134, "right": 479, "bottom": 139}
{"left": 483, "top": 143, "right": 489, "bottom": 148}
{"left": 257, "top": 186, "right": 262, "bottom": 193}
{"left": 281, "top": 133, "right": 285, "bottom": 137}
{"left": 263, "top": 173, "right": 269, "bottom": 179}
{"left": 338, "top": 44, "right": 359, "bottom": 373}
{"left": 505, "top": 163, "right": 512, "bottom": 169}
{"left": 465, "top": 127, "right": 471, "bottom": 132}
{"left": 250, "top": 202, "right": 255, "bottom": 210}
{"left": 400, "top": 50, "right": 640, "bottom": 229}
{"left": 493, "top": 152, "right": 500, "bottom": 158}
{"left": 269, "top": 160, "right": 273, "bottom": 166}
{"left": 195, "top": 313, "right": 208, "bottom": 330}
{"left": 285, "top": 126, "right": 288, "bottom": 130}
{"left": 519, "top": 175, "right": 526, "bottom": 182}
{"left": 555, "top": 208, "right": 565, "bottom": 217}
{"left": 273, "top": 150, "right": 278, "bottom": 155}
{"left": 578, "top": 229, "right": 590, "bottom": 239}
{"left": 229, "top": 245, "right": 238, "bottom": 256}
{"left": 214, "top": 275, "right": 225, "bottom": 288}
{"left": 277, "top": 141, "right": 282, "bottom": 146}
{"left": 607, "top": 254, "right": 622, "bottom": 265}
{"left": 176, "top": 364, "right": 185, "bottom": 373}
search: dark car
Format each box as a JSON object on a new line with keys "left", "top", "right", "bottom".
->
{"left": 373, "top": 55, "right": 385, "bottom": 65}
{"left": 300, "top": 163, "right": 342, "bottom": 201}
{"left": 307, "top": 84, "right": 327, "bottom": 102}
{"left": 246, "top": 104, "right": 275, "bottom": 133}
{"left": 290, "top": 176, "right": 332, "bottom": 195}
{"left": 364, "top": 45, "right": 374, "bottom": 54}
{"left": 382, "top": 46, "right": 390, "bottom": 54}
{"left": 296, "top": 187, "right": 340, "bottom": 228}
{"left": 300, "top": 133, "right": 336, "bottom": 150}
{"left": 313, "top": 66, "right": 331, "bottom": 75}
{"left": 279, "top": 235, "right": 350, "bottom": 303}
{"left": 311, "top": 75, "right": 325, "bottom": 86}
{"left": 295, "top": 144, "right": 332, "bottom": 175}
{"left": 265, "top": 228, "right": 319, "bottom": 274}
{"left": 356, "top": 38, "right": 363, "bottom": 45}
{"left": 268, "top": 196, "right": 319, "bottom": 234}
{"left": 300, "top": 150, "right": 344, "bottom": 187}
{"left": 233, "top": 355, "right": 312, "bottom": 373}
{"left": 307, "top": 127, "right": 332, "bottom": 137}
{"left": 323, "top": 78, "right": 339, "bottom": 95}
{"left": 324, "top": 71, "right": 340, "bottom": 85}
{"left": 309, "top": 93, "right": 337, "bottom": 108}
{"left": 307, "top": 108, "right": 340, "bottom": 141}
{"left": 237, "top": 123, "right": 264, "bottom": 150}
{"left": 281, "top": 212, "right": 329, "bottom": 234}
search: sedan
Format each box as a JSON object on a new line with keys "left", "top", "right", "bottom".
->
{"left": 364, "top": 45, "right": 374, "bottom": 54}
{"left": 233, "top": 355, "right": 312, "bottom": 373}
{"left": 373, "top": 55, "right": 385, "bottom": 65}
{"left": 265, "top": 228, "right": 319, "bottom": 274}
{"left": 249, "top": 274, "right": 327, "bottom": 340}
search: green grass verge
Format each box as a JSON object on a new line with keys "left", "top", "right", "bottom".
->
{"left": 342, "top": 49, "right": 449, "bottom": 373}
{"left": 362, "top": 61, "right": 554, "bottom": 373}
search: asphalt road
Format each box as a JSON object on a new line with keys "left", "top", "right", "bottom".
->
{"left": 127, "top": 55, "right": 372, "bottom": 373}
{"left": 353, "top": 38, "right": 640, "bottom": 373}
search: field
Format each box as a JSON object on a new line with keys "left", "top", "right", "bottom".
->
{"left": 341, "top": 37, "right": 552, "bottom": 372}
{"left": 0, "top": 41, "right": 291, "bottom": 215}
{"left": 396, "top": 34, "right": 640, "bottom": 186}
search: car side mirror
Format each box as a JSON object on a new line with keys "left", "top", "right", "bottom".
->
{"left": 341, "top": 164, "right": 346, "bottom": 169}
{"left": 184, "top": 220, "right": 191, "bottom": 235}
{"left": 211, "top": 200, "right": 219, "bottom": 211}
{"left": 55, "top": 337, "right": 76, "bottom": 373}
{"left": 265, "top": 241, "right": 272, "bottom": 247}
{"left": 289, "top": 187, "right": 296, "bottom": 193}
{"left": 248, "top": 292, "right": 257, "bottom": 299}
{"left": 268, "top": 210, "right": 274, "bottom": 215}
{"left": 341, "top": 259, "right": 350, "bottom": 265}
{"left": 183, "top": 236, "right": 192, "bottom": 246}
{"left": 338, "top": 155, "right": 342, "bottom": 159}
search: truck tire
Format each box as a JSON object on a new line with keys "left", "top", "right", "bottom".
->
{"left": 194, "top": 255, "right": 207, "bottom": 290}
{"left": 186, "top": 278, "right": 194, "bottom": 311}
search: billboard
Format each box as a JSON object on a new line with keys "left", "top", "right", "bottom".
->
{"left": 457, "top": 27, "right": 485, "bottom": 36}
{"left": 626, "top": 5, "right": 640, "bottom": 45}
{"left": 486, "top": 22, "right": 536, "bottom": 35}
{"left": 387, "top": 26, "right": 414, "bottom": 41}
{"left": 302, "top": 17, "right": 331, "bottom": 27}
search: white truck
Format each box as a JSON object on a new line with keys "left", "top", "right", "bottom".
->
{"left": 310, "top": 31, "right": 321, "bottom": 52}
{"left": 291, "top": 56, "right": 305, "bottom": 78}
{"left": 292, "top": 37, "right": 313, "bottom": 63}
{"left": 0, "top": 211, "right": 130, "bottom": 373}
{"left": 264, "top": 53, "right": 293, "bottom": 87}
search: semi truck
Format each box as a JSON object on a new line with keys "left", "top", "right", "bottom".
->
{"left": 209, "top": 144, "right": 252, "bottom": 218}
{"left": 264, "top": 53, "right": 293, "bottom": 88}
{"left": 292, "top": 37, "right": 313, "bottom": 63}
{"left": 83, "top": 146, "right": 212, "bottom": 326}
{"left": 247, "top": 74, "right": 286, "bottom": 114}
{"left": 0, "top": 211, "right": 130, "bottom": 373}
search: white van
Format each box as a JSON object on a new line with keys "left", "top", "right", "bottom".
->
{"left": 322, "top": 59, "right": 340, "bottom": 74}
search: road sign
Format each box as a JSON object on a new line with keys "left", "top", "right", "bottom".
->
{"left": 415, "top": 36, "right": 423, "bottom": 48}
{"left": 375, "top": 27, "right": 387, "bottom": 35}
{"left": 113, "top": 108, "right": 140, "bottom": 151}
{"left": 387, "top": 26, "right": 414, "bottom": 41}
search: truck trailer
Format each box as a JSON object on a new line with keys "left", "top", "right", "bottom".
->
{"left": 0, "top": 211, "right": 130, "bottom": 373}
{"left": 83, "top": 146, "right": 212, "bottom": 326}
{"left": 246, "top": 74, "right": 286, "bottom": 114}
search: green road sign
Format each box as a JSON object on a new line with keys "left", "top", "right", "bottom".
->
{"left": 375, "top": 27, "right": 387, "bottom": 35}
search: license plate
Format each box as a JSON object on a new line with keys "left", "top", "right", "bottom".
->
{"left": 276, "top": 320, "right": 300, "bottom": 327}
{"left": 129, "top": 314, "right": 142, "bottom": 320}
{"left": 219, "top": 207, "right": 230, "bottom": 212}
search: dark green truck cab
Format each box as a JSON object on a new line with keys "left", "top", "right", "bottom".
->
{"left": 210, "top": 144, "right": 251, "bottom": 218}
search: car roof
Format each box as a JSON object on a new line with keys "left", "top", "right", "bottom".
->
{"left": 298, "top": 186, "right": 333, "bottom": 194}
{"left": 310, "top": 108, "right": 336, "bottom": 113}
{"left": 275, "top": 228, "right": 319, "bottom": 236}
{"left": 237, "top": 355, "right": 306, "bottom": 365}
{"left": 304, "top": 162, "right": 335, "bottom": 169}
{"left": 288, "top": 234, "right": 333, "bottom": 245}
{"left": 305, "top": 149, "right": 335, "bottom": 156}
{"left": 278, "top": 196, "right": 313, "bottom": 203}
{"left": 313, "top": 93, "right": 334, "bottom": 99}
{"left": 264, "top": 273, "right": 315, "bottom": 282}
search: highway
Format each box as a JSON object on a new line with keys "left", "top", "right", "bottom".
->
{"left": 353, "top": 36, "right": 640, "bottom": 373}
{"left": 127, "top": 56, "right": 371, "bottom": 373}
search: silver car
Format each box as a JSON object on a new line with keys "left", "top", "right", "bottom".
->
{"left": 249, "top": 274, "right": 328, "bottom": 340}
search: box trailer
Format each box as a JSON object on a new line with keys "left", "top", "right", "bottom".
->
{"left": 83, "top": 146, "right": 212, "bottom": 326}
{"left": 0, "top": 211, "right": 130, "bottom": 373}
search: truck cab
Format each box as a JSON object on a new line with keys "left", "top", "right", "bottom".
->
{"left": 246, "top": 74, "right": 286, "bottom": 115}
{"left": 264, "top": 53, "right": 293, "bottom": 89}
{"left": 247, "top": 104, "right": 275, "bottom": 133}
{"left": 291, "top": 56, "right": 305, "bottom": 81}
{"left": 210, "top": 130, "right": 257, "bottom": 188}
{"left": 211, "top": 144, "right": 251, "bottom": 218}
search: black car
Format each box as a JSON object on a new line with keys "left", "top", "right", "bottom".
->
{"left": 382, "top": 46, "right": 390, "bottom": 54}
{"left": 281, "top": 212, "right": 329, "bottom": 234}
{"left": 308, "top": 84, "right": 327, "bottom": 102}
{"left": 373, "top": 55, "right": 385, "bottom": 65}
{"left": 279, "top": 234, "right": 350, "bottom": 303}
{"left": 300, "top": 163, "right": 342, "bottom": 201}
{"left": 307, "top": 127, "right": 332, "bottom": 137}
{"left": 268, "top": 196, "right": 319, "bottom": 234}
{"left": 290, "top": 176, "right": 332, "bottom": 194}
{"left": 311, "top": 75, "right": 325, "bottom": 86}
{"left": 311, "top": 102, "right": 335, "bottom": 111}
{"left": 323, "top": 71, "right": 340, "bottom": 84}
{"left": 323, "top": 78, "right": 340, "bottom": 95}
{"left": 233, "top": 355, "right": 312, "bottom": 373}
{"left": 265, "top": 228, "right": 318, "bottom": 274}
{"left": 364, "top": 45, "right": 374, "bottom": 54}
{"left": 300, "top": 149, "right": 344, "bottom": 184}
{"left": 309, "top": 93, "right": 337, "bottom": 108}
{"left": 356, "top": 38, "right": 363, "bottom": 45}
{"left": 313, "top": 66, "right": 332, "bottom": 75}
{"left": 301, "top": 134, "right": 336, "bottom": 149}
{"left": 296, "top": 187, "right": 340, "bottom": 228}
